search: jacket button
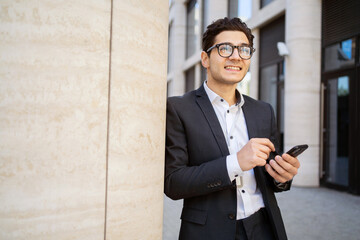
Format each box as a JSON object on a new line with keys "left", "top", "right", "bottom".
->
{"left": 228, "top": 214, "right": 235, "bottom": 220}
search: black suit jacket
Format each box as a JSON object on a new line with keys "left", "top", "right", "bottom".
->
{"left": 165, "top": 85, "right": 290, "bottom": 240}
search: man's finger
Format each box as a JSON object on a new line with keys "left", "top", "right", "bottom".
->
{"left": 269, "top": 159, "right": 294, "bottom": 181}
{"left": 259, "top": 138, "right": 275, "bottom": 152}
{"left": 274, "top": 156, "right": 298, "bottom": 176}
{"left": 252, "top": 138, "right": 275, "bottom": 152}
{"left": 258, "top": 144, "right": 272, "bottom": 157}
{"left": 282, "top": 154, "right": 301, "bottom": 168}
{"left": 257, "top": 148, "right": 270, "bottom": 160}
{"left": 265, "top": 164, "right": 287, "bottom": 183}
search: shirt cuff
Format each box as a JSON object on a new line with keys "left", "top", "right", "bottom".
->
{"left": 226, "top": 153, "right": 244, "bottom": 182}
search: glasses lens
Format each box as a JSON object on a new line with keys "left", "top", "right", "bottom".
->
{"left": 239, "top": 46, "right": 252, "bottom": 59}
{"left": 218, "top": 44, "right": 233, "bottom": 57}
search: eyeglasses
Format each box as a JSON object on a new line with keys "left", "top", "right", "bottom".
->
{"left": 206, "top": 42, "right": 255, "bottom": 60}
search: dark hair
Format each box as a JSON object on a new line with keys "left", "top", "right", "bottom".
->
{"left": 202, "top": 17, "right": 254, "bottom": 52}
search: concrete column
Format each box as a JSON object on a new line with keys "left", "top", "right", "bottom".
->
{"left": 105, "top": 0, "right": 168, "bottom": 239}
{"left": 284, "top": 0, "right": 321, "bottom": 186}
{"left": 0, "top": 0, "right": 168, "bottom": 239}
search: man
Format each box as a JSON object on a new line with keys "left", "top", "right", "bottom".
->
{"left": 164, "top": 17, "right": 300, "bottom": 240}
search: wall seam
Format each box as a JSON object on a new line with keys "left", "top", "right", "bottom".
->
{"left": 104, "top": 0, "right": 114, "bottom": 239}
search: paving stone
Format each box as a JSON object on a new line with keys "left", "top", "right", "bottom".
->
{"left": 163, "top": 187, "right": 360, "bottom": 240}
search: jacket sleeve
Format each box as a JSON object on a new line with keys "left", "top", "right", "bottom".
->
{"left": 164, "top": 98, "right": 234, "bottom": 200}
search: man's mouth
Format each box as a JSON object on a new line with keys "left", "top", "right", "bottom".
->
{"left": 224, "top": 66, "right": 242, "bottom": 71}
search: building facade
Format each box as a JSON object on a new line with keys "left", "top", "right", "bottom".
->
{"left": 167, "top": 0, "right": 360, "bottom": 195}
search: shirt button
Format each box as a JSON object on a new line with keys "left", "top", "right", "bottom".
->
{"left": 228, "top": 214, "right": 235, "bottom": 220}
{"left": 220, "top": 99, "right": 224, "bottom": 102}
{"left": 230, "top": 136, "right": 233, "bottom": 139}
{"left": 242, "top": 190, "right": 245, "bottom": 193}
{"left": 227, "top": 110, "right": 229, "bottom": 113}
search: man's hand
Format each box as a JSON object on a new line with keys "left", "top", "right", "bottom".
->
{"left": 236, "top": 138, "right": 275, "bottom": 171}
{"left": 265, "top": 153, "right": 300, "bottom": 183}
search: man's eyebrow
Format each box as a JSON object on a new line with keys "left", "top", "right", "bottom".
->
{"left": 216, "top": 42, "right": 232, "bottom": 45}
{"left": 236, "top": 43, "right": 251, "bottom": 47}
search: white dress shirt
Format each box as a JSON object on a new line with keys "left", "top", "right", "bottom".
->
{"left": 204, "top": 82, "right": 265, "bottom": 220}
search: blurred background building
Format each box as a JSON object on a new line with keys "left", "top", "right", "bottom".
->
{"left": 167, "top": 0, "right": 360, "bottom": 195}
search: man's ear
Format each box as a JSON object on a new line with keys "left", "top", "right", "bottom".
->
{"left": 201, "top": 51, "right": 210, "bottom": 68}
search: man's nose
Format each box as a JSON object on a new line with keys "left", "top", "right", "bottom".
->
{"left": 229, "top": 47, "right": 241, "bottom": 60}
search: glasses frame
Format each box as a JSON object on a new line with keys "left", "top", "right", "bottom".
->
{"left": 206, "top": 42, "right": 256, "bottom": 60}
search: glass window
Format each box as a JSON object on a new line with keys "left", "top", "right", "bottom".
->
{"left": 202, "top": 0, "right": 209, "bottom": 34}
{"left": 185, "top": 67, "right": 195, "bottom": 92}
{"left": 326, "top": 76, "right": 349, "bottom": 186}
{"left": 324, "top": 38, "right": 356, "bottom": 72}
{"left": 261, "top": 0, "right": 275, "bottom": 8}
{"left": 167, "top": 23, "right": 173, "bottom": 73}
{"left": 186, "top": 0, "right": 200, "bottom": 58}
{"left": 228, "top": 0, "right": 239, "bottom": 19}
{"left": 278, "top": 61, "right": 285, "bottom": 134}
{"left": 260, "top": 62, "right": 285, "bottom": 152}
{"left": 260, "top": 64, "right": 278, "bottom": 115}
{"left": 228, "top": 0, "right": 252, "bottom": 21}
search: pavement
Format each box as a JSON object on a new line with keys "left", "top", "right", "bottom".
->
{"left": 162, "top": 187, "right": 360, "bottom": 240}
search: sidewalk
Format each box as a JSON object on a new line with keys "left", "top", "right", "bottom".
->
{"left": 163, "top": 187, "right": 360, "bottom": 240}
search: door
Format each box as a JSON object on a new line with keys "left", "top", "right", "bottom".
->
{"left": 323, "top": 73, "right": 353, "bottom": 189}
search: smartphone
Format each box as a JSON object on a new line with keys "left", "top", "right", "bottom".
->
{"left": 268, "top": 144, "right": 308, "bottom": 163}
{"left": 286, "top": 144, "right": 308, "bottom": 157}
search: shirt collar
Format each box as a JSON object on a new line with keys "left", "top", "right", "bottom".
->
{"left": 203, "top": 81, "right": 245, "bottom": 107}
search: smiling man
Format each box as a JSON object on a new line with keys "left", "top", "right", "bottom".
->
{"left": 164, "top": 17, "right": 300, "bottom": 240}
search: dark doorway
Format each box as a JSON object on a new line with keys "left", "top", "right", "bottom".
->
{"left": 321, "top": 0, "right": 360, "bottom": 195}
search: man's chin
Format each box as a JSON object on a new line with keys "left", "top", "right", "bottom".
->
{"left": 208, "top": 76, "right": 244, "bottom": 86}
{"left": 221, "top": 78, "right": 243, "bottom": 85}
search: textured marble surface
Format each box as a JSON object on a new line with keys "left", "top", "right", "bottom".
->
{"left": 0, "top": 1, "right": 111, "bottom": 239}
{"left": 105, "top": 0, "right": 168, "bottom": 239}
{"left": 1, "top": 0, "right": 168, "bottom": 239}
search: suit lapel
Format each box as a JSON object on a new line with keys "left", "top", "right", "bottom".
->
{"left": 242, "top": 98, "right": 258, "bottom": 139}
{"left": 195, "top": 86, "right": 229, "bottom": 156}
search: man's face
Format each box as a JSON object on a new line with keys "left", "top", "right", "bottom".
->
{"left": 201, "top": 31, "right": 251, "bottom": 86}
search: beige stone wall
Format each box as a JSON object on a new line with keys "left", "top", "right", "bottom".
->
{"left": 0, "top": 0, "right": 168, "bottom": 239}
{"left": 105, "top": 0, "right": 168, "bottom": 239}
